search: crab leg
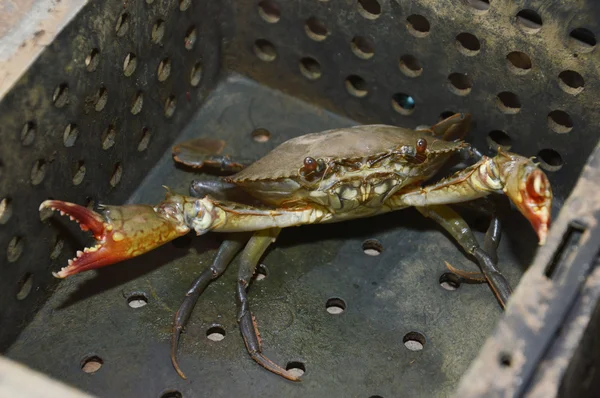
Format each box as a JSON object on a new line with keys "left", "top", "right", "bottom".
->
{"left": 171, "top": 235, "right": 248, "bottom": 379}
{"left": 172, "top": 137, "right": 254, "bottom": 173}
{"left": 392, "top": 149, "right": 552, "bottom": 245}
{"left": 416, "top": 205, "right": 511, "bottom": 308}
{"left": 235, "top": 228, "right": 301, "bottom": 381}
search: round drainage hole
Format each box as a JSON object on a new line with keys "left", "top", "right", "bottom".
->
{"left": 456, "top": 32, "right": 480, "bottom": 55}
{"left": 357, "top": 0, "right": 381, "bottom": 20}
{"left": 252, "top": 128, "right": 271, "bottom": 142}
{"left": 516, "top": 9, "right": 543, "bottom": 34}
{"left": 558, "top": 70, "right": 584, "bottom": 95}
{"left": 258, "top": 0, "right": 281, "bottom": 23}
{"left": 0, "top": 197, "right": 13, "bottom": 224}
{"left": 362, "top": 239, "right": 382, "bottom": 256}
{"left": 299, "top": 57, "right": 322, "bottom": 80}
{"left": 487, "top": 130, "right": 512, "bottom": 150}
{"left": 506, "top": 51, "right": 532, "bottom": 74}
{"left": 548, "top": 110, "right": 573, "bottom": 134}
{"left": 537, "top": 149, "right": 563, "bottom": 172}
{"left": 351, "top": 36, "right": 375, "bottom": 59}
{"left": 127, "top": 293, "right": 148, "bottom": 308}
{"left": 254, "top": 39, "right": 277, "bottom": 61}
{"left": 326, "top": 297, "right": 346, "bottom": 314}
{"left": 496, "top": 92, "right": 521, "bottom": 114}
{"left": 305, "top": 16, "right": 328, "bottom": 41}
{"left": 464, "top": 0, "right": 489, "bottom": 14}
{"left": 85, "top": 48, "right": 100, "bottom": 71}
{"left": 499, "top": 352, "right": 512, "bottom": 367}
{"left": 392, "top": 93, "right": 415, "bottom": 115}
{"left": 569, "top": 28, "right": 596, "bottom": 52}
{"left": 439, "top": 273, "right": 461, "bottom": 291}
{"left": 448, "top": 72, "right": 472, "bottom": 96}
{"left": 403, "top": 332, "right": 426, "bottom": 351}
{"left": 206, "top": 325, "right": 226, "bottom": 341}
{"left": 345, "top": 75, "right": 368, "bottom": 98}
{"left": 406, "top": 14, "right": 430, "bottom": 38}
{"left": 160, "top": 391, "right": 183, "bottom": 398}
{"left": 286, "top": 361, "right": 306, "bottom": 377}
{"left": 16, "top": 273, "right": 33, "bottom": 300}
{"left": 81, "top": 355, "right": 103, "bottom": 374}
{"left": 399, "top": 54, "right": 422, "bottom": 77}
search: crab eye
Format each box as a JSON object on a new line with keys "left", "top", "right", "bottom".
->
{"left": 303, "top": 157, "right": 318, "bottom": 173}
{"left": 416, "top": 138, "right": 427, "bottom": 154}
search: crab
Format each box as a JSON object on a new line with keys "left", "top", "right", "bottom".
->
{"left": 39, "top": 113, "right": 553, "bottom": 382}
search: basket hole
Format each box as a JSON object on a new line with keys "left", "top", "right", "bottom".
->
{"left": 182, "top": 26, "right": 196, "bottom": 51}
{"left": 286, "top": 361, "right": 306, "bottom": 377}
{"left": 179, "top": 0, "right": 191, "bottom": 11}
{"left": 50, "top": 237, "right": 64, "bottom": 260}
{"left": 487, "top": 130, "right": 512, "bottom": 150}
{"left": 138, "top": 128, "right": 151, "bottom": 152}
{"left": 157, "top": 58, "right": 171, "bottom": 82}
{"left": 305, "top": 17, "right": 328, "bottom": 41}
{"left": 94, "top": 87, "right": 108, "bottom": 111}
{"left": 160, "top": 391, "right": 183, "bottom": 398}
{"left": 455, "top": 32, "right": 480, "bottom": 55}
{"left": 7, "top": 236, "right": 24, "bottom": 263}
{"left": 31, "top": 159, "right": 46, "bottom": 185}
{"left": 251, "top": 128, "right": 271, "bottom": 143}
{"left": 392, "top": 93, "right": 415, "bottom": 115}
{"left": 548, "top": 111, "right": 573, "bottom": 134}
{"left": 206, "top": 325, "right": 226, "bottom": 341}
{"left": 254, "top": 263, "right": 269, "bottom": 281}
{"left": 110, "top": 163, "right": 123, "bottom": 187}
{"left": 362, "top": 239, "right": 382, "bottom": 256}
{"left": 115, "top": 13, "right": 129, "bottom": 36}
{"left": 81, "top": 356, "right": 103, "bottom": 374}
{"left": 537, "top": 149, "right": 563, "bottom": 172}
{"left": 72, "top": 160, "right": 86, "bottom": 186}
{"left": 0, "top": 197, "right": 12, "bottom": 224}
{"left": 345, "top": 75, "right": 368, "bottom": 98}
{"left": 16, "top": 273, "right": 33, "bottom": 300}
{"left": 406, "top": 14, "right": 430, "bottom": 38}
{"left": 299, "top": 57, "right": 322, "bottom": 80}
{"left": 254, "top": 39, "right": 277, "bottom": 61}
{"left": 351, "top": 36, "right": 375, "bottom": 59}
{"left": 258, "top": 0, "right": 280, "bottom": 23}
{"left": 165, "top": 95, "right": 177, "bottom": 118}
{"left": 558, "top": 70, "right": 584, "bottom": 95}
{"left": 152, "top": 20, "right": 165, "bottom": 44}
{"left": 496, "top": 92, "right": 521, "bottom": 114}
{"left": 499, "top": 352, "right": 512, "bottom": 367}
{"left": 127, "top": 292, "right": 148, "bottom": 308}
{"left": 448, "top": 73, "right": 472, "bottom": 96}
{"left": 516, "top": 9, "right": 542, "bottom": 34}
{"left": 85, "top": 48, "right": 100, "bottom": 71}
{"left": 326, "top": 298, "right": 346, "bottom": 314}
{"left": 357, "top": 0, "right": 381, "bottom": 19}
{"left": 102, "top": 125, "right": 116, "bottom": 150}
{"left": 569, "top": 28, "right": 596, "bottom": 52}
{"left": 506, "top": 51, "right": 531, "bottom": 74}
{"left": 131, "top": 91, "right": 144, "bottom": 115}
{"left": 439, "top": 273, "right": 460, "bottom": 291}
{"left": 63, "top": 123, "right": 79, "bottom": 147}
{"left": 20, "top": 121, "right": 36, "bottom": 146}
{"left": 123, "top": 53, "right": 137, "bottom": 76}
{"left": 190, "top": 62, "right": 203, "bottom": 87}
{"left": 403, "top": 332, "right": 426, "bottom": 351}
{"left": 464, "top": 0, "right": 489, "bottom": 14}
{"left": 399, "top": 54, "right": 422, "bottom": 77}
{"left": 53, "top": 83, "right": 69, "bottom": 108}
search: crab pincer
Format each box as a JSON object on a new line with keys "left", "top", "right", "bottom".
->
{"left": 39, "top": 198, "right": 191, "bottom": 278}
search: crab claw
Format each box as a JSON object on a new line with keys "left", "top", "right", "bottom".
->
{"left": 496, "top": 150, "right": 553, "bottom": 245}
{"left": 40, "top": 200, "right": 190, "bottom": 278}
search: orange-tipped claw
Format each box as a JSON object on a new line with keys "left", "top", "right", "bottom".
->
{"left": 40, "top": 200, "right": 190, "bottom": 278}
{"left": 496, "top": 150, "right": 553, "bottom": 245}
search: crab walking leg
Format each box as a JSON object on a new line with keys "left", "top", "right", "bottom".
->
{"left": 234, "top": 228, "right": 301, "bottom": 381}
{"left": 416, "top": 205, "right": 511, "bottom": 309}
{"left": 171, "top": 235, "right": 249, "bottom": 379}
{"left": 172, "top": 137, "right": 254, "bottom": 173}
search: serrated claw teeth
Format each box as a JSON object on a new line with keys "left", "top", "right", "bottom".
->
{"left": 60, "top": 211, "right": 65, "bottom": 216}
{"left": 76, "top": 250, "right": 83, "bottom": 257}
{"left": 68, "top": 259, "right": 73, "bottom": 265}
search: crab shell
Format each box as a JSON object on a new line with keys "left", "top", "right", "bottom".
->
{"left": 225, "top": 125, "right": 469, "bottom": 209}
